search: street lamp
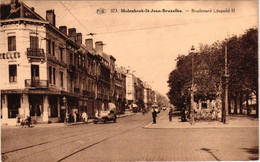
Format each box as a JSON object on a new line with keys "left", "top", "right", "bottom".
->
{"left": 190, "top": 45, "right": 195, "bottom": 125}
{"left": 223, "top": 44, "right": 229, "bottom": 124}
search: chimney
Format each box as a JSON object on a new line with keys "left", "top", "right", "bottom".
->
{"left": 68, "top": 28, "right": 76, "bottom": 42}
{"left": 85, "top": 39, "right": 93, "bottom": 50}
{"left": 95, "top": 41, "right": 103, "bottom": 55}
{"left": 59, "top": 26, "right": 67, "bottom": 35}
{"left": 46, "top": 10, "right": 56, "bottom": 26}
{"left": 76, "top": 33, "right": 82, "bottom": 45}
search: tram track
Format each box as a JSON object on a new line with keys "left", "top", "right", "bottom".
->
{"left": 2, "top": 113, "right": 152, "bottom": 162}
{"left": 1, "top": 126, "right": 106, "bottom": 155}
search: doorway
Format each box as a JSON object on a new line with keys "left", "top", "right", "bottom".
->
{"left": 29, "top": 95, "right": 43, "bottom": 120}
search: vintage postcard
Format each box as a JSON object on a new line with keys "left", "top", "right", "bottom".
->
{"left": 0, "top": 0, "right": 258, "bottom": 161}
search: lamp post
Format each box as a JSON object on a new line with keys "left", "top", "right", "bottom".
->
{"left": 62, "top": 96, "right": 67, "bottom": 123}
{"left": 190, "top": 45, "right": 195, "bottom": 125}
{"left": 223, "top": 44, "right": 229, "bottom": 124}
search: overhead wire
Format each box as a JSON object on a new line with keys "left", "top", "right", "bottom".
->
{"left": 58, "top": 0, "right": 93, "bottom": 37}
{"left": 96, "top": 14, "right": 257, "bottom": 35}
{"left": 0, "top": 13, "right": 256, "bottom": 46}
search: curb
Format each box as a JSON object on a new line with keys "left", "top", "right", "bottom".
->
{"left": 143, "top": 124, "right": 259, "bottom": 129}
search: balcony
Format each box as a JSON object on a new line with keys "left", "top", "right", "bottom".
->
{"left": 69, "top": 64, "right": 77, "bottom": 73}
{"left": 83, "top": 90, "right": 89, "bottom": 96}
{"left": 83, "top": 90, "right": 95, "bottom": 98}
{"left": 104, "top": 94, "right": 108, "bottom": 100}
{"left": 74, "top": 88, "right": 80, "bottom": 93}
{"left": 25, "top": 79, "right": 49, "bottom": 89}
{"left": 27, "top": 48, "right": 45, "bottom": 58}
{"left": 97, "top": 93, "right": 103, "bottom": 99}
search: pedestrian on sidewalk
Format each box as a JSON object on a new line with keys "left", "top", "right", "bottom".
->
{"left": 169, "top": 108, "right": 173, "bottom": 122}
{"left": 26, "top": 115, "right": 31, "bottom": 128}
{"left": 16, "top": 114, "right": 21, "bottom": 126}
{"left": 73, "top": 111, "right": 77, "bottom": 123}
{"left": 142, "top": 108, "right": 146, "bottom": 116}
{"left": 152, "top": 108, "right": 157, "bottom": 124}
{"left": 82, "top": 111, "right": 88, "bottom": 123}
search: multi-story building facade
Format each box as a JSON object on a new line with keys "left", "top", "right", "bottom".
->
{"left": 115, "top": 66, "right": 127, "bottom": 113}
{"left": 125, "top": 69, "right": 136, "bottom": 107}
{"left": 94, "top": 41, "right": 111, "bottom": 111}
{"left": 1, "top": 0, "right": 160, "bottom": 125}
{"left": 80, "top": 38, "right": 99, "bottom": 117}
{"left": 0, "top": 1, "right": 72, "bottom": 124}
{"left": 135, "top": 77, "right": 144, "bottom": 110}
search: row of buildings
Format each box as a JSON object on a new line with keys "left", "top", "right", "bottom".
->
{"left": 0, "top": 0, "right": 157, "bottom": 125}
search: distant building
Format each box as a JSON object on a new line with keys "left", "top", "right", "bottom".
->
{"left": 125, "top": 69, "right": 136, "bottom": 106}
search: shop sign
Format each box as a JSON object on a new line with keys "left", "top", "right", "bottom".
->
{"left": 0, "top": 52, "right": 20, "bottom": 59}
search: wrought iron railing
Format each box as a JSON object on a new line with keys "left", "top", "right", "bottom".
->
{"left": 69, "top": 64, "right": 76, "bottom": 72}
{"left": 74, "top": 88, "right": 80, "bottom": 93}
{"left": 83, "top": 90, "right": 95, "bottom": 98}
{"left": 25, "top": 79, "right": 48, "bottom": 88}
{"left": 83, "top": 90, "right": 89, "bottom": 96}
{"left": 27, "top": 48, "right": 44, "bottom": 58}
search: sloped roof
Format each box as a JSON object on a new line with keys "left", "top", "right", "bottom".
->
{"left": 1, "top": 2, "right": 45, "bottom": 21}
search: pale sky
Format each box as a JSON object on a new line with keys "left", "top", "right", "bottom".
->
{"left": 19, "top": 0, "right": 258, "bottom": 96}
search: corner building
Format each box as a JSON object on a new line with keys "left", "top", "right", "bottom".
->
{"left": 0, "top": 1, "right": 80, "bottom": 124}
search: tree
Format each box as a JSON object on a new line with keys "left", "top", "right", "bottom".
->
{"left": 168, "top": 27, "right": 258, "bottom": 118}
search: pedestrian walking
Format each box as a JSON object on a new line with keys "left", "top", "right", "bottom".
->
{"left": 142, "top": 108, "right": 146, "bottom": 116}
{"left": 16, "top": 114, "right": 21, "bottom": 126}
{"left": 26, "top": 115, "right": 31, "bottom": 128}
{"left": 169, "top": 108, "right": 173, "bottom": 122}
{"left": 152, "top": 108, "right": 157, "bottom": 124}
{"left": 82, "top": 111, "right": 88, "bottom": 123}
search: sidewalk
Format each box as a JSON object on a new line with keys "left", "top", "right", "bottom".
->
{"left": 1, "top": 111, "right": 136, "bottom": 129}
{"left": 144, "top": 112, "right": 259, "bottom": 129}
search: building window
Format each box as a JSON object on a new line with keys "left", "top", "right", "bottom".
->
{"left": 47, "top": 39, "right": 51, "bottom": 54}
{"left": 53, "top": 68, "right": 56, "bottom": 85}
{"left": 79, "top": 55, "right": 81, "bottom": 65}
{"left": 9, "top": 65, "right": 17, "bottom": 82}
{"left": 60, "top": 47, "right": 63, "bottom": 61}
{"left": 74, "top": 55, "right": 77, "bottom": 66}
{"left": 49, "top": 66, "right": 52, "bottom": 84}
{"left": 31, "top": 65, "right": 39, "bottom": 81}
{"left": 8, "top": 36, "right": 16, "bottom": 51}
{"left": 52, "top": 42, "right": 55, "bottom": 56}
{"left": 60, "top": 71, "right": 63, "bottom": 87}
{"left": 30, "top": 36, "right": 39, "bottom": 49}
{"left": 70, "top": 53, "right": 73, "bottom": 64}
{"left": 82, "top": 56, "right": 85, "bottom": 67}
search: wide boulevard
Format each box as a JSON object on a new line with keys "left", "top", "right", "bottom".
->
{"left": 1, "top": 111, "right": 258, "bottom": 161}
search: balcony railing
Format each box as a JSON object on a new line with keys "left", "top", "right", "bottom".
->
{"left": 97, "top": 93, "right": 103, "bottom": 99}
{"left": 25, "top": 79, "right": 49, "bottom": 88}
{"left": 83, "top": 90, "right": 95, "bottom": 98}
{"left": 83, "top": 90, "right": 89, "bottom": 96}
{"left": 104, "top": 94, "right": 108, "bottom": 100}
{"left": 74, "top": 88, "right": 80, "bottom": 93}
{"left": 27, "top": 48, "right": 44, "bottom": 58}
{"left": 69, "top": 64, "right": 77, "bottom": 72}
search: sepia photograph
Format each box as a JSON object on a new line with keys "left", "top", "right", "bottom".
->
{"left": 0, "top": 0, "right": 258, "bottom": 161}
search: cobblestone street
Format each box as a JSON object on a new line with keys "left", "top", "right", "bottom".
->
{"left": 1, "top": 111, "right": 258, "bottom": 161}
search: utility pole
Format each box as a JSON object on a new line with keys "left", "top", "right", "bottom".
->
{"left": 223, "top": 45, "right": 229, "bottom": 124}
{"left": 190, "top": 45, "right": 195, "bottom": 125}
